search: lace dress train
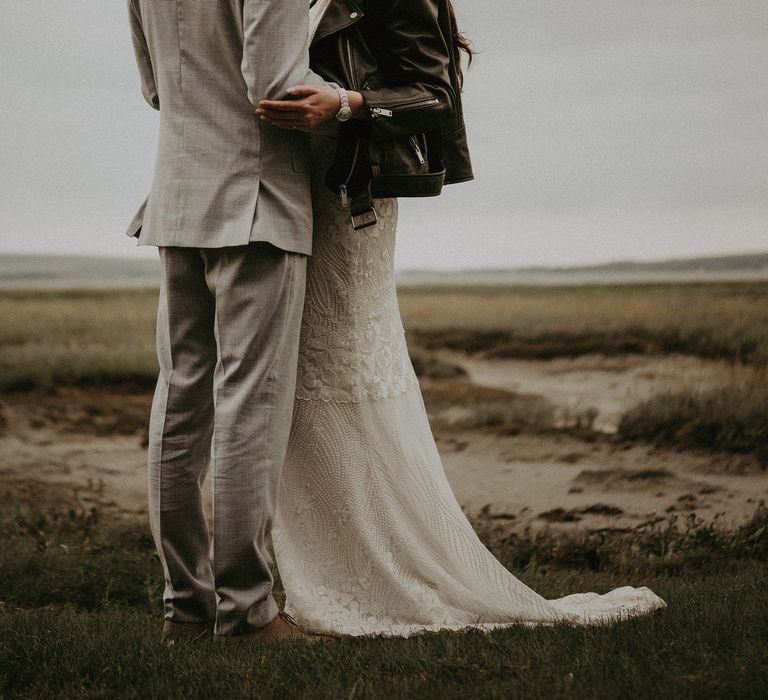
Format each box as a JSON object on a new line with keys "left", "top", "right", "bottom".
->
{"left": 272, "top": 136, "right": 666, "bottom": 637}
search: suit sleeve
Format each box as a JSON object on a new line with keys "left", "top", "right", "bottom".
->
{"left": 241, "top": 0, "right": 326, "bottom": 105}
{"left": 127, "top": 0, "right": 159, "bottom": 110}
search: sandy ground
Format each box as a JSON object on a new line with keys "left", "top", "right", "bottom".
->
{"left": 1, "top": 355, "right": 765, "bottom": 532}
{"left": 444, "top": 351, "right": 757, "bottom": 433}
{"left": 440, "top": 431, "right": 766, "bottom": 532}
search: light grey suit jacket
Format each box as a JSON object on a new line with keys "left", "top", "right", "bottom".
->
{"left": 126, "top": 0, "right": 324, "bottom": 253}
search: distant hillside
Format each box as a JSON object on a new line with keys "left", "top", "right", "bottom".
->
{"left": 398, "top": 252, "right": 768, "bottom": 286}
{"left": 513, "top": 252, "right": 768, "bottom": 274}
{"left": 1, "top": 251, "right": 767, "bottom": 289}
{"left": 0, "top": 253, "right": 160, "bottom": 289}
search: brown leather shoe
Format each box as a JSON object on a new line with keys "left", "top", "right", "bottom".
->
{"left": 161, "top": 620, "right": 214, "bottom": 646}
{"left": 214, "top": 612, "right": 323, "bottom": 645}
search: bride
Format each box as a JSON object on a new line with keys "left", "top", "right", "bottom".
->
{"left": 258, "top": 0, "right": 666, "bottom": 637}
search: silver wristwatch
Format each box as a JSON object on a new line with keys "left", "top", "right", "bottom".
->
{"left": 329, "top": 82, "right": 353, "bottom": 122}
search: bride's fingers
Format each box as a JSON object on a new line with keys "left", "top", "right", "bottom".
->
{"left": 258, "top": 107, "right": 305, "bottom": 119}
{"left": 288, "top": 85, "right": 318, "bottom": 99}
{"left": 285, "top": 85, "right": 319, "bottom": 98}
{"left": 259, "top": 99, "right": 310, "bottom": 112}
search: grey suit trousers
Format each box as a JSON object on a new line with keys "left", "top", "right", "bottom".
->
{"left": 149, "top": 243, "right": 306, "bottom": 635}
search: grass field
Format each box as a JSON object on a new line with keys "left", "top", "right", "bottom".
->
{"left": 3, "top": 283, "right": 766, "bottom": 461}
{"left": 1, "top": 497, "right": 766, "bottom": 699}
{"left": 0, "top": 289, "right": 158, "bottom": 391}
{"left": 2, "top": 282, "right": 767, "bottom": 697}
{"left": 3, "top": 282, "right": 768, "bottom": 392}
{"left": 400, "top": 282, "right": 768, "bottom": 366}
{"left": 618, "top": 384, "right": 768, "bottom": 463}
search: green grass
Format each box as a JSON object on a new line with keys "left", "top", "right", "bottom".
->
{"left": 1, "top": 502, "right": 767, "bottom": 698}
{"left": 1, "top": 584, "right": 766, "bottom": 700}
{"left": 0, "top": 507, "right": 161, "bottom": 613}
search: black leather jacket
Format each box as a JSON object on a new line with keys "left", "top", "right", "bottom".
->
{"left": 310, "top": 0, "right": 474, "bottom": 229}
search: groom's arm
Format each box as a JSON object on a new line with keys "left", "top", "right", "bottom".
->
{"left": 127, "top": 0, "right": 159, "bottom": 110}
{"left": 241, "top": 0, "right": 326, "bottom": 106}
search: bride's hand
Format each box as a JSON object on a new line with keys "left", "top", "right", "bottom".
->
{"left": 257, "top": 85, "right": 340, "bottom": 130}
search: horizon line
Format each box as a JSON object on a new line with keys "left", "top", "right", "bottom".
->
{"left": 2, "top": 248, "right": 768, "bottom": 274}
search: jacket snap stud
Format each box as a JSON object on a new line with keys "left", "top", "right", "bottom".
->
{"left": 350, "top": 12, "right": 359, "bottom": 19}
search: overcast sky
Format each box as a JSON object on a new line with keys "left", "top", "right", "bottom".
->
{"left": 0, "top": 1, "right": 766, "bottom": 269}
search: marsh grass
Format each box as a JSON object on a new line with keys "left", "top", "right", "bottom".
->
{"left": 407, "top": 346, "right": 467, "bottom": 379}
{"left": 0, "top": 289, "right": 158, "bottom": 391}
{"left": 421, "top": 379, "right": 557, "bottom": 434}
{"left": 474, "top": 506, "right": 768, "bottom": 577}
{"left": 3, "top": 283, "right": 766, "bottom": 459}
{"left": 3, "top": 283, "right": 768, "bottom": 392}
{"left": 1, "top": 499, "right": 766, "bottom": 698}
{"left": 400, "top": 282, "right": 768, "bottom": 366}
{"left": 618, "top": 385, "right": 768, "bottom": 465}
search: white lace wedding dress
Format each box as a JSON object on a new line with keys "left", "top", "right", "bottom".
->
{"left": 272, "top": 135, "right": 666, "bottom": 638}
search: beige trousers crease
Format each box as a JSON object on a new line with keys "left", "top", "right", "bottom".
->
{"left": 149, "top": 243, "right": 307, "bottom": 636}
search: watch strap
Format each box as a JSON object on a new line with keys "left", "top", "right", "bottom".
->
{"left": 329, "top": 82, "right": 352, "bottom": 121}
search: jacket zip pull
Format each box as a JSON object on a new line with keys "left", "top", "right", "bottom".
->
{"left": 410, "top": 138, "right": 426, "bottom": 166}
{"left": 338, "top": 135, "right": 361, "bottom": 210}
{"left": 370, "top": 107, "right": 393, "bottom": 118}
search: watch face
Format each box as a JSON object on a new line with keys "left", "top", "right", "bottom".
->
{"left": 337, "top": 107, "right": 353, "bottom": 122}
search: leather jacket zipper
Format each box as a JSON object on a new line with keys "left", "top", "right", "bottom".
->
{"left": 371, "top": 97, "right": 440, "bottom": 119}
{"left": 338, "top": 34, "right": 360, "bottom": 209}
{"left": 409, "top": 136, "right": 426, "bottom": 166}
{"left": 338, "top": 136, "right": 361, "bottom": 209}
{"left": 344, "top": 34, "right": 359, "bottom": 91}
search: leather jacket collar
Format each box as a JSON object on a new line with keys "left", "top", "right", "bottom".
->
{"left": 313, "top": 0, "right": 365, "bottom": 44}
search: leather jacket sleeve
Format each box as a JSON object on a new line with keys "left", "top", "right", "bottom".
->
{"left": 360, "top": 0, "right": 455, "bottom": 137}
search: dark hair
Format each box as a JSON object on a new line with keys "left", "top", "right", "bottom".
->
{"left": 447, "top": 1, "right": 474, "bottom": 90}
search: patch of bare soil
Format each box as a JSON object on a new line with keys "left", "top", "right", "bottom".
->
{"left": 443, "top": 351, "right": 761, "bottom": 434}
{"left": 437, "top": 430, "right": 767, "bottom": 533}
{"left": 0, "top": 388, "right": 151, "bottom": 519}
{"left": 1, "top": 379, "right": 765, "bottom": 534}
{"left": 0, "top": 386, "right": 151, "bottom": 438}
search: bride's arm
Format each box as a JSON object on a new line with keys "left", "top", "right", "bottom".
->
{"left": 259, "top": 0, "right": 455, "bottom": 133}
{"left": 358, "top": 0, "right": 455, "bottom": 136}
{"left": 257, "top": 86, "right": 367, "bottom": 131}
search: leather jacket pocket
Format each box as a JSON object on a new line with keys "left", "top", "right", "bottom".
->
{"left": 375, "top": 134, "right": 430, "bottom": 176}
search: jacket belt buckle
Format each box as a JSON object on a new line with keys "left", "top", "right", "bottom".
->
{"left": 351, "top": 205, "right": 378, "bottom": 231}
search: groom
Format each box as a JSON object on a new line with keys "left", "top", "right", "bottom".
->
{"left": 125, "top": 0, "right": 324, "bottom": 643}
